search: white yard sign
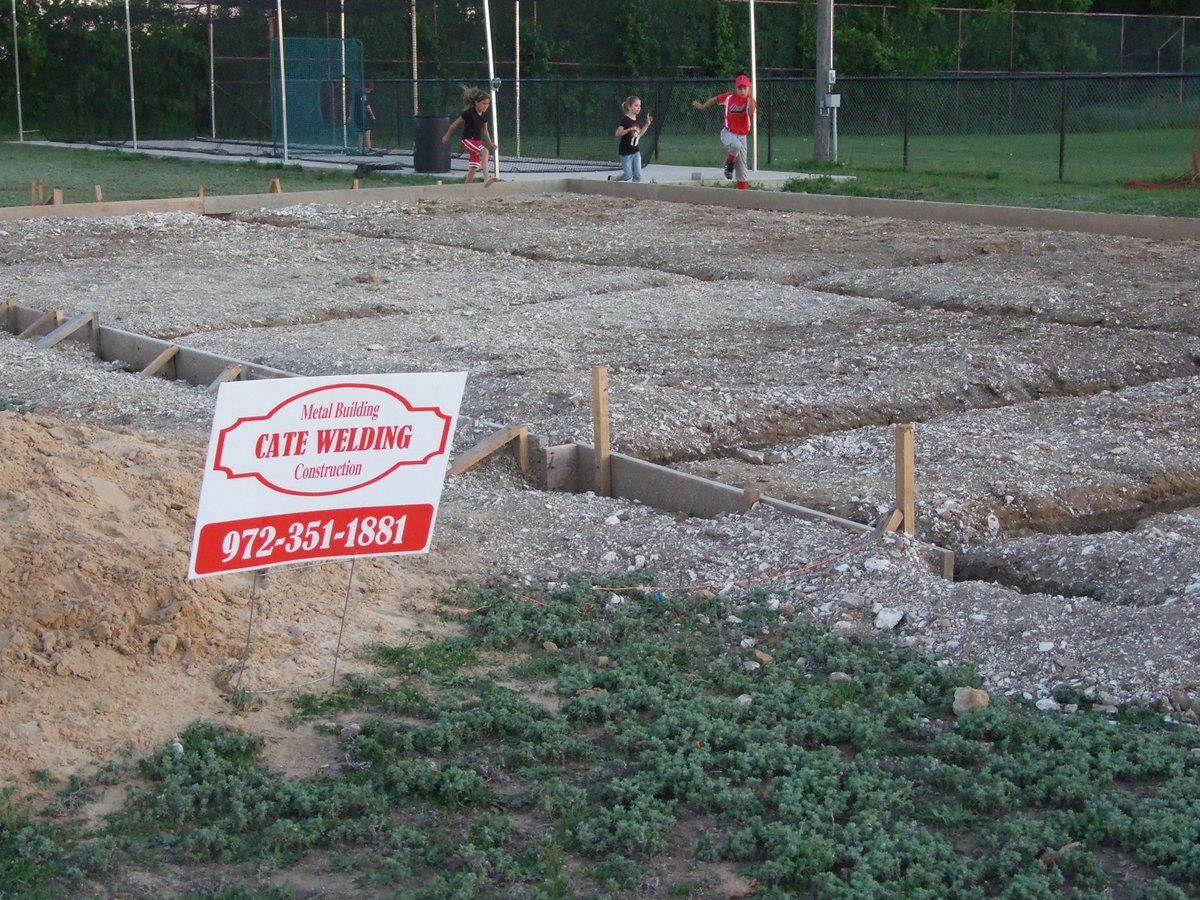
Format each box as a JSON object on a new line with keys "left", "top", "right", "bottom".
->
{"left": 188, "top": 372, "right": 466, "bottom": 579}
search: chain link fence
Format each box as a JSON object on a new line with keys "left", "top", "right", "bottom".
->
{"left": 200, "top": 71, "right": 1199, "bottom": 184}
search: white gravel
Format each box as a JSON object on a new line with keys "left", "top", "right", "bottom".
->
{"left": 2, "top": 191, "right": 1198, "bottom": 716}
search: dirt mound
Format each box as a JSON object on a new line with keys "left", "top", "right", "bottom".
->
{"left": 0, "top": 412, "right": 448, "bottom": 781}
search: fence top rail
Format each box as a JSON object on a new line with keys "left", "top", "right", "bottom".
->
{"left": 239, "top": 72, "right": 1199, "bottom": 86}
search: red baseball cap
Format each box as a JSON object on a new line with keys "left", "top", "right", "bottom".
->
{"left": 735, "top": 75, "right": 751, "bottom": 87}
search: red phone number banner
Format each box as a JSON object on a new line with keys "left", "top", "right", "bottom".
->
{"left": 193, "top": 504, "right": 433, "bottom": 575}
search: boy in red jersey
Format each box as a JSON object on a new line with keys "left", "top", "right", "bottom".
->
{"left": 692, "top": 74, "right": 757, "bottom": 190}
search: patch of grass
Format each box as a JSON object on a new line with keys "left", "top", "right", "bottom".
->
{"left": 5, "top": 127, "right": 1199, "bottom": 215}
{"left": 5, "top": 577, "right": 1199, "bottom": 898}
{"left": 0, "top": 141, "right": 439, "bottom": 207}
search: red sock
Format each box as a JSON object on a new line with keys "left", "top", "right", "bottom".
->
{"left": 737, "top": 181, "right": 747, "bottom": 190}
{"left": 727, "top": 155, "right": 735, "bottom": 163}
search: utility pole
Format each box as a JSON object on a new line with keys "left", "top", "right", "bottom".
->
{"left": 815, "top": 0, "right": 833, "bottom": 163}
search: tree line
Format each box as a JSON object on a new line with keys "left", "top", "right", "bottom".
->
{"left": 2, "top": 0, "right": 1197, "bottom": 140}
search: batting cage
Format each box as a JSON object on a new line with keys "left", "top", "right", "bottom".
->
{"left": 269, "top": 37, "right": 364, "bottom": 155}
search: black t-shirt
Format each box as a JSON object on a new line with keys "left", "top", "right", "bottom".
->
{"left": 617, "top": 115, "right": 641, "bottom": 156}
{"left": 462, "top": 107, "right": 487, "bottom": 142}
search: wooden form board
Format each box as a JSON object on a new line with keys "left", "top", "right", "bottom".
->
{"left": 550, "top": 441, "right": 870, "bottom": 535}
{"left": 5, "top": 302, "right": 297, "bottom": 392}
{"left": 448, "top": 424, "right": 529, "bottom": 477}
{"left": 16, "top": 309, "right": 63, "bottom": 339}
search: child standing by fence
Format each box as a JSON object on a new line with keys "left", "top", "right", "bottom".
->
{"left": 442, "top": 86, "right": 498, "bottom": 185}
{"left": 353, "top": 81, "right": 376, "bottom": 153}
{"left": 608, "top": 96, "right": 653, "bottom": 183}
{"left": 691, "top": 74, "right": 756, "bottom": 190}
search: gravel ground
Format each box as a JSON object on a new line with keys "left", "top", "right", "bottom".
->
{"left": 2, "top": 189, "right": 1198, "bottom": 744}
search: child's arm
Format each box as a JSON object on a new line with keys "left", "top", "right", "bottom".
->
{"left": 441, "top": 116, "right": 464, "bottom": 144}
{"left": 482, "top": 125, "right": 498, "bottom": 150}
{"left": 691, "top": 96, "right": 718, "bottom": 110}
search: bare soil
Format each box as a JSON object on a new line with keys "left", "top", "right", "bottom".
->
{"left": 2, "top": 189, "right": 1198, "bottom": 797}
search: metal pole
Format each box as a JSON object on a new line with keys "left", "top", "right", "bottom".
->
{"left": 832, "top": 104, "right": 838, "bottom": 164}
{"left": 124, "top": 0, "right": 138, "bottom": 149}
{"left": 515, "top": 0, "right": 521, "bottom": 159}
{"left": 482, "top": 0, "right": 500, "bottom": 180}
{"left": 330, "top": 559, "right": 356, "bottom": 687}
{"left": 10, "top": 0, "right": 23, "bottom": 141}
{"left": 340, "top": 0, "right": 347, "bottom": 148}
{"left": 749, "top": 0, "right": 757, "bottom": 172}
{"left": 207, "top": 3, "right": 215, "bottom": 139}
{"left": 276, "top": 0, "right": 289, "bottom": 161}
{"left": 236, "top": 571, "right": 263, "bottom": 693}
{"left": 411, "top": 0, "right": 418, "bottom": 115}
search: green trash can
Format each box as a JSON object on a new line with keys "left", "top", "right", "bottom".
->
{"left": 413, "top": 115, "right": 453, "bottom": 173}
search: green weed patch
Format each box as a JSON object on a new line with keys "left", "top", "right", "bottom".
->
{"left": 3, "top": 577, "right": 1198, "bottom": 898}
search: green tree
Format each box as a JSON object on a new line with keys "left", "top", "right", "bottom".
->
{"left": 703, "top": 0, "right": 737, "bottom": 77}
{"left": 612, "top": 0, "right": 652, "bottom": 76}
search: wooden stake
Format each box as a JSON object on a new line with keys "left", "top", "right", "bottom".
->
{"left": 29, "top": 180, "right": 36, "bottom": 207}
{"left": 34, "top": 311, "right": 97, "bottom": 350}
{"left": 207, "top": 363, "right": 243, "bottom": 392}
{"left": 94, "top": 185, "right": 103, "bottom": 202}
{"left": 2, "top": 297, "right": 17, "bottom": 333}
{"left": 268, "top": 178, "right": 282, "bottom": 194}
{"left": 869, "top": 508, "right": 904, "bottom": 540}
{"left": 196, "top": 185, "right": 205, "bottom": 198}
{"left": 49, "top": 188, "right": 63, "bottom": 206}
{"left": 141, "top": 344, "right": 180, "bottom": 378}
{"left": 895, "top": 424, "right": 915, "bottom": 535}
{"left": 351, "top": 178, "right": 360, "bottom": 190}
{"left": 592, "top": 365, "right": 612, "bottom": 497}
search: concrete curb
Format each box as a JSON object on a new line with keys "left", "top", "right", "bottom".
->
{"left": 2, "top": 176, "right": 1197, "bottom": 242}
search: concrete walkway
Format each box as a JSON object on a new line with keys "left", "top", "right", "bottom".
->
{"left": 33, "top": 138, "right": 836, "bottom": 189}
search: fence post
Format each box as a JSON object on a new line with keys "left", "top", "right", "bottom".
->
{"left": 1058, "top": 75, "right": 1067, "bottom": 182}
{"left": 1059, "top": 17, "right": 1067, "bottom": 182}
{"left": 555, "top": 80, "right": 561, "bottom": 158}
{"left": 903, "top": 78, "right": 910, "bottom": 172}
{"left": 654, "top": 81, "right": 661, "bottom": 161}
{"left": 767, "top": 78, "right": 773, "bottom": 165}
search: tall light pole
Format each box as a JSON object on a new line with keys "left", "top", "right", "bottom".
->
{"left": 10, "top": 0, "right": 23, "bottom": 140}
{"left": 340, "top": 0, "right": 347, "bottom": 147}
{"left": 482, "top": 0, "right": 499, "bottom": 180}
{"left": 515, "top": 0, "right": 520, "bottom": 158}
{"left": 124, "top": 0, "right": 138, "bottom": 149}
{"left": 275, "top": 0, "right": 288, "bottom": 161}
{"left": 207, "top": 3, "right": 216, "bottom": 139}
{"left": 411, "top": 0, "right": 418, "bottom": 115}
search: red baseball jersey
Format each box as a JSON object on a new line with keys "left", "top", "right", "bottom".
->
{"left": 717, "top": 91, "right": 754, "bottom": 135}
